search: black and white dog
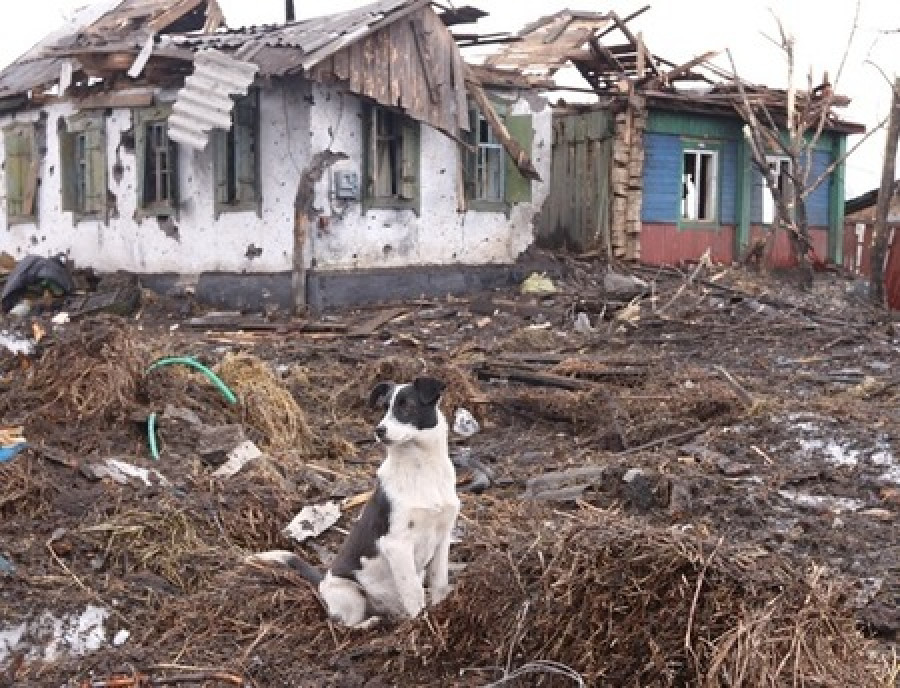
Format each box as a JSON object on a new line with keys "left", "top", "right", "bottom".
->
{"left": 250, "top": 377, "right": 459, "bottom": 627}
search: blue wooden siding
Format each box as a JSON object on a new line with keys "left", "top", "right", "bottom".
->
{"left": 749, "top": 151, "right": 832, "bottom": 226}
{"left": 642, "top": 132, "right": 738, "bottom": 225}
{"left": 642, "top": 132, "right": 682, "bottom": 223}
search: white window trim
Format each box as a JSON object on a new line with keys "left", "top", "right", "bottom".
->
{"left": 681, "top": 148, "right": 718, "bottom": 223}
{"left": 762, "top": 154, "right": 792, "bottom": 225}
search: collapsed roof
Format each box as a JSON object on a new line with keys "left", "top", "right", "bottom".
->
{"left": 483, "top": 6, "right": 864, "bottom": 134}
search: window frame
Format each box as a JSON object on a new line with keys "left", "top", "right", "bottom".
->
{"left": 4, "top": 122, "right": 39, "bottom": 226}
{"left": 362, "top": 104, "right": 420, "bottom": 215}
{"left": 679, "top": 145, "right": 720, "bottom": 227}
{"left": 134, "top": 105, "right": 178, "bottom": 220}
{"left": 463, "top": 101, "right": 533, "bottom": 214}
{"left": 59, "top": 112, "right": 108, "bottom": 224}
{"left": 761, "top": 154, "right": 793, "bottom": 225}
{"left": 213, "top": 90, "right": 261, "bottom": 218}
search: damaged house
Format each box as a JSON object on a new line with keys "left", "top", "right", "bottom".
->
{"left": 0, "top": 0, "right": 550, "bottom": 310}
{"left": 493, "top": 9, "right": 864, "bottom": 267}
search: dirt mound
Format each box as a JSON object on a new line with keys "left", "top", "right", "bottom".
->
{"left": 405, "top": 511, "right": 894, "bottom": 687}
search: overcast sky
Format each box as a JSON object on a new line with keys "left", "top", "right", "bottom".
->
{"left": 0, "top": 0, "right": 898, "bottom": 195}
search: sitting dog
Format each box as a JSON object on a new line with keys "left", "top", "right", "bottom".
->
{"left": 250, "top": 376, "right": 459, "bottom": 627}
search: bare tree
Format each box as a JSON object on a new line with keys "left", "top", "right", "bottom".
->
{"left": 869, "top": 77, "right": 900, "bottom": 305}
{"left": 726, "top": 6, "right": 887, "bottom": 282}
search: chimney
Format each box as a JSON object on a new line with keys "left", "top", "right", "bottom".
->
{"left": 286, "top": 0, "right": 295, "bottom": 22}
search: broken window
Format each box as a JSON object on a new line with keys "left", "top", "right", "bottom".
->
{"left": 4, "top": 123, "right": 39, "bottom": 225}
{"left": 464, "top": 105, "right": 533, "bottom": 210}
{"left": 471, "top": 110, "right": 504, "bottom": 202}
{"left": 363, "top": 105, "right": 420, "bottom": 212}
{"left": 681, "top": 149, "right": 718, "bottom": 222}
{"left": 762, "top": 155, "right": 792, "bottom": 224}
{"left": 60, "top": 113, "right": 107, "bottom": 222}
{"left": 134, "top": 107, "right": 178, "bottom": 217}
{"left": 214, "top": 91, "right": 260, "bottom": 216}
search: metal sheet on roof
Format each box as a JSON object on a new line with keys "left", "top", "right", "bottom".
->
{"left": 167, "top": 49, "right": 258, "bottom": 150}
{"left": 172, "top": 0, "right": 428, "bottom": 76}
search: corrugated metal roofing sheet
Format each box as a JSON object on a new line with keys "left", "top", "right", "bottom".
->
{"left": 172, "top": 0, "right": 428, "bottom": 76}
{"left": 167, "top": 49, "right": 258, "bottom": 149}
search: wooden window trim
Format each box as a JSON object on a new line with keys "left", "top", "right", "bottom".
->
{"left": 362, "top": 105, "right": 420, "bottom": 216}
{"left": 214, "top": 91, "right": 261, "bottom": 219}
{"left": 61, "top": 113, "right": 108, "bottom": 225}
{"left": 134, "top": 105, "right": 178, "bottom": 221}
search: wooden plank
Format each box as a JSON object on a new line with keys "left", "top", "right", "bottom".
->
{"left": 411, "top": 17, "right": 440, "bottom": 105}
{"left": 77, "top": 89, "right": 154, "bottom": 109}
{"left": 348, "top": 307, "right": 409, "bottom": 337}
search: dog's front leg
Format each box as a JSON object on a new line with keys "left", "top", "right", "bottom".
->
{"left": 426, "top": 532, "right": 452, "bottom": 606}
{"left": 379, "top": 537, "right": 425, "bottom": 618}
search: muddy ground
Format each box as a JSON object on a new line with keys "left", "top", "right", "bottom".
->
{"left": 0, "top": 255, "right": 898, "bottom": 687}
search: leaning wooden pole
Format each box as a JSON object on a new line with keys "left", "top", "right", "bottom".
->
{"left": 870, "top": 77, "right": 900, "bottom": 306}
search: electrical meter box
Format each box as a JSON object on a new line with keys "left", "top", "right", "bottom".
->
{"left": 334, "top": 170, "right": 360, "bottom": 200}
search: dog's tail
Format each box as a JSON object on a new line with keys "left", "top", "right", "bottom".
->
{"left": 245, "top": 550, "right": 324, "bottom": 586}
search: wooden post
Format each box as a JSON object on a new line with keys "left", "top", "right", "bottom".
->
{"left": 870, "top": 77, "right": 900, "bottom": 306}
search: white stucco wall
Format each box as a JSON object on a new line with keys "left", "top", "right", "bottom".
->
{"left": 0, "top": 78, "right": 550, "bottom": 276}
{"left": 0, "top": 82, "right": 307, "bottom": 275}
{"left": 307, "top": 82, "right": 552, "bottom": 271}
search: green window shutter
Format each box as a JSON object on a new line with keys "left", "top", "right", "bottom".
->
{"left": 59, "top": 130, "right": 76, "bottom": 212}
{"left": 213, "top": 129, "right": 228, "bottom": 213}
{"left": 235, "top": 116, "right": 257, "bottom": 205}
{"left": 362, "top": 105, "right": 375, "bottom": 201}
{"left": 464, "top": 108, "right": 477, "bottom": 200}
{"left": 84, "top": 120, "right": 106, "bottom": 219}
{"left": 399, "top": 118, "right": 419, "bottom": 202}
{"left": 168, "top": 135, "right": 179, "bottom": 207}
{"left": 133, "top": 109, "right": 146, "bottom": 210}
{"left": 504, "top": 114, "right": 533, "bottom": 204}
{"left": 5, "top": 124, "right": 35, "bottom": 223}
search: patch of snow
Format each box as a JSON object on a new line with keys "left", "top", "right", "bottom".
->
{"left": 0, "top": 332, "right": 34, "bottom": 356}
{"left": 777, "top": 490, "right": 865, "bottom": 513}
{"left": 0, "top": 605, "right": 109, "bottom": 663}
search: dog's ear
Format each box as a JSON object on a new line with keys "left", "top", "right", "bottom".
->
{"left": 413, "top": 377, "right": 444, "bottom": 406}
{"left": 368, "top": 381, "right": 395, "bottom": 409}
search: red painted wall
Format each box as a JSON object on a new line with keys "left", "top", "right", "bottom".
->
{"left": 639, "top": 224, "right": 828, "bottom": 268}
{"left": 748, "top": 226, "right": 829, "bottom": 268}
{"left": 640, "top": 224, "right": 736, "bottom": 265}
{"left": 844, "top": 222, "right": 900, "bottom": 310}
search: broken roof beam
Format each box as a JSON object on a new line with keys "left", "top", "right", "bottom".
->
{"left": 656, "top": 50, "right": 721, "bottom": 86}
{"left": 607, "top": 10, "right": 658, "bottom": 76}
{"left": 596, "top": 5, "right": 650, "bottom": 40}
{"left": 588, "top": 37, "right": 627, "bottom": 77}
{"left": 464, "top": 64, "right": 541, "bottom": 182}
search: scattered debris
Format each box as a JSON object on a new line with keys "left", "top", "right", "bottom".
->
{"left": 452, "top": 408, "right": 480, "bottom": 438}
{"left": 283, "top": 502, "right": 342, "bottom": 543}
{"left": 81, "top": 458, "right": 170, "bottom": 488}
{"left": 520, "top": 272, "right": 557, "bottom": 294}
{"left": 213, "top": 440, "right": 263, "bottom": 478}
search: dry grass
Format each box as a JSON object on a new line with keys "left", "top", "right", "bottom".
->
{"left": 396, "top": 508, "right": 893, "bottom": 687}
{"left": 15, "top": 315, "right": 148, "bottom": 423}
{"left": 216, "top": 352, "right": 315, "bottom": 452}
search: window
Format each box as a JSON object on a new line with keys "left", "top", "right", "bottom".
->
{"left": 463, "top": 105, "right": 533, "bottom": 211}
{"left": 364, "top": 105, "right": 420, "bottom": 212}
{"left": 60, "top": 113, "right": 107, "bottom": 222}
{"left": 134, "top": 106, "right": 178, "bottom": 217}
{"left": 681, "top": 149, "right": 718, "bottom": 222}
{"left": 4, "top": 123, "right": 39, "bottom": 225}
{"left": 214, "top": 91, "right": 260, "bottom": 216}
{"left": 762, "top": 155, "right": 792, "bottom": 224}
{"left": 471, "top": 110, "right": 504, "bottom": 202}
